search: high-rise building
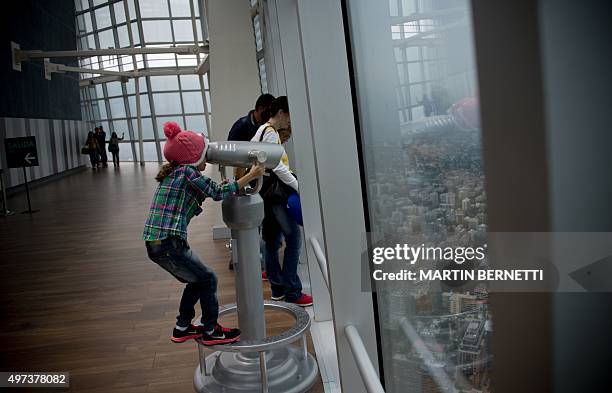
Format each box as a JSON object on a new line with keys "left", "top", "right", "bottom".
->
{"left": 458, "top": 320, "right": 487, "bottom": 389}
{"left": 450, "top": 292, "right": 478, "bottom": 315}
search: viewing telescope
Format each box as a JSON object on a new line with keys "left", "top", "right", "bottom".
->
{"left": 205, "top": 141, "right": 285, "bottom": 194}
{"left": 205, "top": 140, "right": 284, "bottom": 169}
{"left": 194, "top": 138, "right": 319, "bottom": 393}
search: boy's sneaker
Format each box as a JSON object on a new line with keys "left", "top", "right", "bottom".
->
{"left": 262, "top": 271, "right": 268, "bottom": 281}
{"left": 197, "top": 324, "right": 241, "bottom": 346}
{"left": 270, "top": 294, "right": 285, "bottom": 301}
{"left": 288, "top": 293, "right": 313, "bottom": 307}
{"left": 171, "top": 326, "right": 202, "bottom": 343}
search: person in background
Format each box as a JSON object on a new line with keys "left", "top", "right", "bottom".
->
{"left": 278, "top": 126, "right": 292, "bottom": 145}
{"left": 108, "top": 132, "right": 125, "bottom": 168}
{"left": 259, "top": 125, "right": 293, "bottom": 281}
{"left": 143, "top": 122, "right": 265, "bottom": 344}
{"left": 227, "top": 93, "right": 276, "bottom": 273}
{"left": 85, "top": 131, "right": 100, "bottom": 169}
{"left": 96, "top": 126, "right": 108, "bottom": 168}
{"left": 251, "top": 96, "right": 313, "bottom": 307}
{"left": 228, "top": 94, "right": 275, "bottom": 142}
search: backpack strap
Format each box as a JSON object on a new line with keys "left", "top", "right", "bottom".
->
{"left": 259, "top": 124, "right": 278, "bottom": 143}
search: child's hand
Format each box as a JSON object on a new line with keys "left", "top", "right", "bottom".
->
{"left": 249, "top": 164, "right": 265, "bottom": 179}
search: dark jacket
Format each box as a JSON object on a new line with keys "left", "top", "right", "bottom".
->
{"left": 96, "top": 131, "right": 107, "bottom": 147}
{"left": 227, "top": 111, "right": 258, "bottom": 141}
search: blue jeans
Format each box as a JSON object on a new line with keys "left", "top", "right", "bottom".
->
{"left": 146, "top": 237, "right": 218, "bottom": 330}
{"left": 262, "top": 203, "right": 303, "bottom": 301}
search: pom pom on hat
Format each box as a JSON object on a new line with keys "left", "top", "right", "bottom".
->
{"left": 164, "top": 121, "right": 182, "bottom": 139}
{"left": 162, "top": 122, "right": 207, "bottom": 165}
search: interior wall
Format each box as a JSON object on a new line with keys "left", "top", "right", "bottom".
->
{"left": 207, "top": 0, "right": 261, "bottom": 142}
{"left": 471, "top": 1, "right": 553, "bottom": 391}
{"left": 206, "top": 0, "right": 261, "bottom": 233}
{"left": 539, "top": 1, "right": 612, "bottom": 391}
{"left": 1, "top": 0, "right": 86, "bottom": 189}
{"left": 1, "top": 1, "right": 80, "bottom": 120}
{"left": 0, "top": 118, "right": 88, "bottom": 188}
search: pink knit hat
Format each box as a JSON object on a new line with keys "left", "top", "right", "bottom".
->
{"left": 162, "top": 122, "right": 207, "bottom": 165}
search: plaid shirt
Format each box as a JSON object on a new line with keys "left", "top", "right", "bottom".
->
{"left": 143, "top": 165, "right": 239, "bottom": 241}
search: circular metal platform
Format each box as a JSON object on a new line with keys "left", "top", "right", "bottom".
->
{"left": 200, "top": 301, "right": 312, "bottom": 352}
{"left": 193, "top": 301, "right": 319, "bottom": 393}
{"left": 194, "top": 347, "right": 318, "bottom": 393}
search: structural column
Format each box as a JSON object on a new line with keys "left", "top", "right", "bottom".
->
{"left": 207, "top": 0, "right": 262, "bottom": 238}
{"left": 296, "top": 1, "right": 380, "bottom": 392}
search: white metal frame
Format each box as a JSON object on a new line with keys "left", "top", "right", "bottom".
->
{"left": 261, "top": 1, "right": 384, "bottom": 392}
{"left": 268, "top": 0, "right": 333, "bottom": 323}
{"left": 254, "top": 1, "right": 383, "bottom": 391}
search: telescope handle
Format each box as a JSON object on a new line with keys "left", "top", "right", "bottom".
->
{"left": 244, "top": 175, "right": 264, "bottom": 196}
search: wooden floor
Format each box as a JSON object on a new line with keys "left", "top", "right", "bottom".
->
{"left": 0, "top": 164, "right": 323, "bottom": 393}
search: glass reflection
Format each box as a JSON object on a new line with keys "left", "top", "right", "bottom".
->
{"left": 346, "top": 0, "right": 491, "bottom": 391}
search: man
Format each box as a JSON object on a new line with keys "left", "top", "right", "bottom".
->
{"left": 227, "top": 94, "right": 275, "bottom": 141}
{"left": 96, "top": 126, "right": 108, "bottom": 168}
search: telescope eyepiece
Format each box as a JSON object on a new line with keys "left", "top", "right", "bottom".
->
{"left": 248, "top": 150, "right": 267, "bottom": 164}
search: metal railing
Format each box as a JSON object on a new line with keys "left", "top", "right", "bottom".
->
{"left": 309, "top": 237, "right": 385, "bottom": 392}
{"left": 308, "top": 237, "right": 330, "bottom": 289}
{"left": 398, "top": 317, "right": 457, "bottom": 392}
{"left": 345, "top": 325, "right": 385, "bottom": 393}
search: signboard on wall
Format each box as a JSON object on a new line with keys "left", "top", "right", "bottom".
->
{"left": 4, "top": 136, "right": 39, "bottom": 168}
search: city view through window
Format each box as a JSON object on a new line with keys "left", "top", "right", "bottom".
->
{"left": 348, "top": 0, "right": 491, "bottom": 392}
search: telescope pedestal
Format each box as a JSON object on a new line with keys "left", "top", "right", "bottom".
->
{"left": 195, "top": 347, "right": 318, "bottom": 393}
{"left": 194, "top": 194, "right": 318, "bottom": 393}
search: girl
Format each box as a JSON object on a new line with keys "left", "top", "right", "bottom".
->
{"left": 85, "top": 131, "right": 100, "bottom": 169}
{"left": 143, "top": 122, "right": 264, "bottom": 344}
{"left": 107, "top": 131, "right": 124, "bottom": 167}
{"left": 250, "top": 96, "right": 313, "bottom": 307}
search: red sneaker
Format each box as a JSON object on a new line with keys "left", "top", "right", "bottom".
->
{"left": 262, "top": 271, "right": 268, "bottom": 281}
{"left": 290, "top": 293, "right": 313, "bottom": 307}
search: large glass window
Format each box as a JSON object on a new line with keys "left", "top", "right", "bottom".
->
{"left": 130, "top": 118, "right": 155, "bottom": 139}
{"left": 128, "top": 95, "right": 151, "bottom": 116}
{"left": 142, "top": 20, "right": 173, "bottom": 43}
{"left": 185, "top": 115, "right": 207, "bottom": 134}
{"left": 113, "top": 2, "right": 126, "bottom": 24}
{"left": 139, "top": 0, "right": 170, "bottom": 18}
{"left": 173, "top": 20, "right": 197, "bottom": 42}
{"left": 76, "top": 0, "right": 211, "bottom": 162}
{"left": 150, "top": 76, "right": 180, "bottom": 91}
{"left": 105, "top": 81, "right": 123, "bottom": 97}
{"left": 250, "top": 0, "right": 268, "bottom": 94}
{"left": 182, "top": 92, "right": 204, "bottom": 113}
{"left": 180, "top": 74, "right": 202, "bottom": 90}
{"left": 171, "top": 0, "right": 196, "bottom": 17}
{"left": 153, "top": 93, "right": 182, "bottom": 115}
{"left": 346, "top": 0, "right": 490, "bottom": 392}
{"left": 94, "top": 6, "right": 112, "bottom": 29}
{"left": 108, "top": 97, "right": 127, "bottom": 118}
